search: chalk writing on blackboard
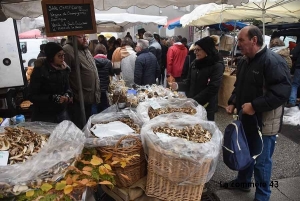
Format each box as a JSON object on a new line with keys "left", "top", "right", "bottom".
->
{"left": 46, "top": 4, "right": 93, "bottom": 32}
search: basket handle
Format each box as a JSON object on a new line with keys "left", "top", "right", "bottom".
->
{"left": 114, "top": 135, "right": 142, "bottom": 150}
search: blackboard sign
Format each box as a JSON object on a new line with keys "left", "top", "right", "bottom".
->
{"left": 42, "top": 0, "right": 97, "bottom": 37}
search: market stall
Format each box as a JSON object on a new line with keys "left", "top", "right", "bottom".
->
{"left": 218, "top": 71, "right": 236, "bottom": 108}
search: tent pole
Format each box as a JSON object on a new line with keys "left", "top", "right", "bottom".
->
{"left": 262, "top": 10, "right": 266, "bottom": 43}
{"left": 72, "top": 36, "right": 86, "bottom": 127}
{"left": 231, "top": 20, "right": 237, "bottom": 68}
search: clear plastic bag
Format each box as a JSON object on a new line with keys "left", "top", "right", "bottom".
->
{"left": 83, "top": 107, "right": 143, "bottom": 148}
{"left": 14, "top": 121, "right": 57, "bottom": 135}
{"left": 141, "top": 113, "right": 223, "bottom": 185}
{"left": 0, "top": 120, "right": 85, "bottom": 195}
{"left": 136, "top": 98, "right": 207, "bottom": 123}
{"left": 283, "top": 106, "right": 300, "bottom": 126}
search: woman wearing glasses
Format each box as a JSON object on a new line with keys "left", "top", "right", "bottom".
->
{"left": 29, "top": 42, "right": 73, "bottom": 123}
{"left": 171, "top": 36, "right": 224, "bottom": 121}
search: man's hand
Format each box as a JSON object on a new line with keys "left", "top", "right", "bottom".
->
{"left": 242, "top": 103, "right": 255, "bottom": 115}
{"left": 170, "top": 82, "right": 178, "bottom": 90}
{"left": 226, "top": 105, "right": 235, "bottom": 114}
{"left": 59, "top": 96, "right": 68, "bottom": 104}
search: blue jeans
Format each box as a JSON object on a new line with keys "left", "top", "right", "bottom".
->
{"left": 237, "top": 134, "right": 277, "bottom": 201}
{"left": 289, "top": 68, "right": 300, "bottom": 105}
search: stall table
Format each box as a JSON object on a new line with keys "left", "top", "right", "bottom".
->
{"left": 218, "top": 72, "right": 236, "bottom": 108}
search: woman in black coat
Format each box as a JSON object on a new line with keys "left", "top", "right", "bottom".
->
{"left": 172, "top": 37, "right": 224, "bottom": 121}
{"left": 29, "top": 42, "right": 73, "bottom": 123}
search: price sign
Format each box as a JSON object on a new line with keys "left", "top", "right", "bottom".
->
{"left": 41, "top": 0, "right": 97, "bottom": 37}
{"left": 0, "top": 151, "right": 9, "bottom": 166}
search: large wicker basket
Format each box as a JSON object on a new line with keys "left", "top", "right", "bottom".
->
{"left": 98, "top": 135, "right": 147, "bottom": 188}
{"left": 147, "top": 143, "right": 211, "bottom": 185}
{"left": 145, "top": 144, "right": 211, "bottom": 200}
{"left": 146, "top": 171, "right": 205, "bottom": 201}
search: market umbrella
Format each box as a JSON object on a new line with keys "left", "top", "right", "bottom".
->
{"left": 181, "top": 1, "right": 300, "bottom": 37}
{"left": 0, "top": 0, "right": 248, "bottom": 21}
{"left": 19, "top": 29, "right": 41, "bottom": 39}
{"left": 19, "top": 13, "right": 168, "bottom": 33}
{"left": 166, "top": 19, "right": 247, "bottom": 30}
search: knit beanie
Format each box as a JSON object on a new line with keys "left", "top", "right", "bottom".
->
{"left": 195, "top": 36, "right": 217, "bottom": 56}
{"left": 44, "top": 42, "right": 63, "bottom": 61}
{"left": 143, "top": 31, "right": 154, "bottom": 41}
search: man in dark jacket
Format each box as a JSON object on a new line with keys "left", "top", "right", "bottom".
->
{"left": 134, "top": 39, "right": 160, "bottom": 86}
{"left": 143, "top": 31, "right": 162, "bottom": 67}
{"left": 37, "top": 44, "right": 46, "bottom": 58}
{"left": 224, "top": 25, "right": 291, "bottom": 201}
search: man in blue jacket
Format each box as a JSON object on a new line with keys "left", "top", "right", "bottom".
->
{"left": 224, "top": 25, "right": 291, "bottom": 201}
{"left": 134, "top": 39, "right": 160, "bottom": 86}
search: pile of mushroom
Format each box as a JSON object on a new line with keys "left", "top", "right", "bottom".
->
{"left": 153, "top": 124, "right": 212, "bottom": 143}
{"left": 0, "top": 127, "right": 48, "bottom": 165}
{"left": 148, "top": 107, "right": 197, "bottom": 119}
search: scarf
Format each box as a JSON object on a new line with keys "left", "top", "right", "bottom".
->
{"left": 112, "top": 47, "right": 122, "bottom": 69}
{"left": 112, "top": 46, "right": 135, "bottom": 69}
{"left": 194, "top": 56, "right": 216, "bottom": 69}
{"left": 94, "top": 54, "right": 107, "bottom": 59}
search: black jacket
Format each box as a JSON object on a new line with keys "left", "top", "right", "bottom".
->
{"left": 291, "top": 42, "right": 300, "bottom": 69}
{"left": 149, "top": 46, "right": 162, "bottom": 67}
{"left": 228, "top": 46, "right": 291, "bottom": 113}
{"left": 134, "top": 49, "right": 160, "bottom": 85}
{"left": 94, "top": 57, "right": 114, "bottom": 92}
{"left": 161, "top": 44, "right": 168, "bottom": 69}
{"left": 178, "top": 56, "right": 224, "bottom": 112}
{"left": 28, "top": 58, "right": 72, "bottom": 123}
{"left": 181, "top": 50, "right": 196, "bottom": 79}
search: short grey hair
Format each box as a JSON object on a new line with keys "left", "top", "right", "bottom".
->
{"left": 171, "top": 36, "right": 180, "bottom": 43}
{"left": 137, "top": 39, "right": 149, "bottom": 50}
{"left": 143, "top": 31, "right": 154, "bottom": 41}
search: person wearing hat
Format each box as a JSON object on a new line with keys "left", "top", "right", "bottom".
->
{"left": 171, "top": 36, "right": 225, "bottom": 121}
{"left": 28, "top": 42, "right": 72, "bottom": 123}
{"left": 137, "top": 28, "right": 146, "bottom": 39}
{"left": 143, "top": 31, "right": 162, "bottom": 81}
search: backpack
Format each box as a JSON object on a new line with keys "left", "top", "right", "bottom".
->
{"left": 222, "top": 110, "right": 263, "bottom": 171}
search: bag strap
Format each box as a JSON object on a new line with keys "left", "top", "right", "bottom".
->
{"left": 238, "top": 109, "right": 264, "bottom": 160}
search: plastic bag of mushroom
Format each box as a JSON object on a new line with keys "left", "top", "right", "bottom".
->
{"left": 83, "top": 107, "right": 143, "bottom": 147}
{"left": 0, "top": 121, "right": 85, "bottom": 197}
{"left": 136, "top": 98, "right": 207, "bottom": 123}
{"left": 140, "top": 113, "right": 223, "bottom": 185}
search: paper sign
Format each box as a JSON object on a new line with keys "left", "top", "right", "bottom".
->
{"left": 0, "top": 151, "right": 9, "bottom": 166}
{"left": 149, "top": 100, "right": 161, "bottom": 110}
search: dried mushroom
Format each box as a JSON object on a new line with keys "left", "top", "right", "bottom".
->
{"left": 0, "top": 127, "right": 48, "bottom": 165}
{"left": 153, "top": 124, "right": 212, "bottom": 143}
{"left": 148, "top": 107, "right": 197, "bottom": 119}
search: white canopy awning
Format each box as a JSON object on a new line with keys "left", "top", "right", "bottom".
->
{"left": 181, "top": 0, "right": 300, "bottom": 38}
{"left": 19, "top": 13, "right": 168, "bottom": 33}
{"left": 0, "top": 0, "right": 248, "bottom": 21}
{"left": 181, "top": 1, "right": 300, "bottom": 28}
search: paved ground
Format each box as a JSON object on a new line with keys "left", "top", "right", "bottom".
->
{"left": 208, "top": 108, "right": 300, "bottom": 201}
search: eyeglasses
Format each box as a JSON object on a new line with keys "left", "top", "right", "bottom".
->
{"left": 57, "top": 53, "right": 65, "bottom": 59}
{"left": 194, "top": 48, "right": 203, "bottom": 52}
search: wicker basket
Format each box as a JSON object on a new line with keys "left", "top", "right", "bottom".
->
{"left": 98, "top": 135, "right": 146, "bottom": 188}
{"left": 146, "top": 171, "right": 205, "bottom": 201}
{"left": 147, "top": 144, "right": 211, "bottom": 185}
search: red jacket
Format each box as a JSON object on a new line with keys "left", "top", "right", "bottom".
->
{"left": 167, "top": 43, "right": 188, "bottom": 78}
